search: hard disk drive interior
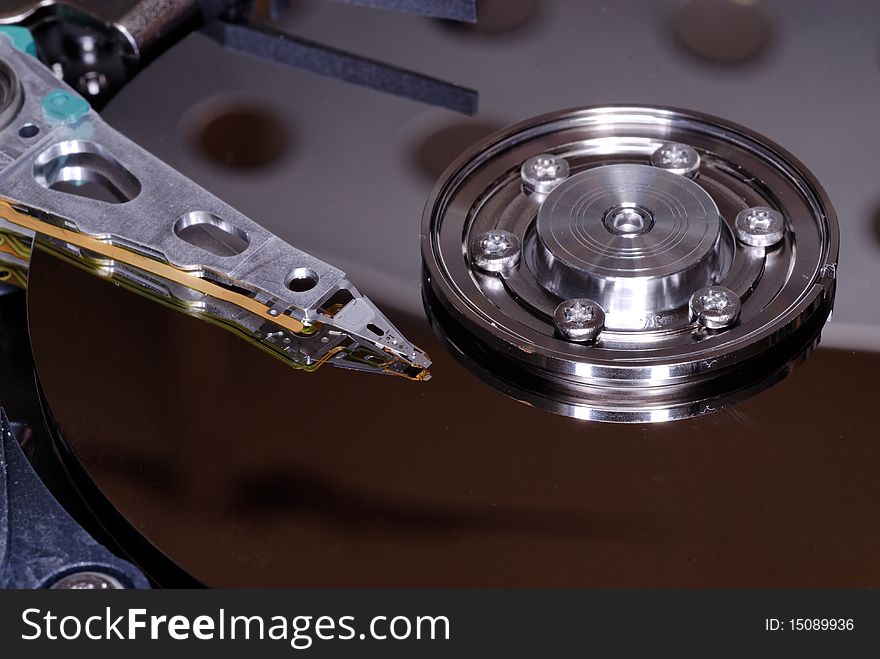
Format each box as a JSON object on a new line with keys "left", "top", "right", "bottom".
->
{"left": 1, "top": 0, "right": 879, "bottom": 588}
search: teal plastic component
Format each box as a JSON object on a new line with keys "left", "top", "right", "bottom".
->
{"left": 0, "top": 26, "right": 37, "bottom": 57}
{"left": 42, "top": 89, "right": 90, "bottom": 125}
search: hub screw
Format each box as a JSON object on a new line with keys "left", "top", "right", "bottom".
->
{"left": 554, "top": 298, "right": 605, "bottom": 342}
{"left": 50, "top": 571, "right": 125, "bottom": 590}
{"left": 689, "top": 286, "right": 741, "bottom": 329}
{"left": 470, "top": 229, "right": 521, "bottom": 273}
{"left": 521, "top": 153, "right": 570, "bottom": 194}
{"left": 734, "top": 206, "right": 785, "bottom": 247}
{"left": 650, "top": 142, "right": 700, "bottom": 177}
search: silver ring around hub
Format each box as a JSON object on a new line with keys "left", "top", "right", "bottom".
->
{"left": 421, "top": 105, "right": 838, "bottom": 423}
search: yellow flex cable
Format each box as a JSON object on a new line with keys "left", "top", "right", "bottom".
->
{"left": 0, "top": 199, "right": 305, "bottom": 333}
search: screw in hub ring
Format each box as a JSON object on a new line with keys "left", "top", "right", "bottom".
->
{"left": 521, "top": 153, "right": 570, "bottom": 194}
{"left": 735, "top": 206, "right": 785, "bottom": 247}
{"left": 650, "top": 142, "right": 701, "bottom": 177}
{"left": 689, "top": 286, "right": 741, "bottom": 329}
{"left": 554, "top": 298, "right": 605, "bottom": 342}
{"left": 470, "top": 228, "right": 521, "bottom": 273}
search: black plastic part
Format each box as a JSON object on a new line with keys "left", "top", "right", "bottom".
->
{"left": 202, "top": 20, "right": 478, "bottom": 115}
{"left": 334, "top": 0, "right": 478, "bottom": 22}
{"left": 0, "top": 407, "right": 149, "bottom": 589}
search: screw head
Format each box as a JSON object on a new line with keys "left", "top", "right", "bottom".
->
{"left": 735, "top": 206, "right": 785, "bottom": 247}
{"left": 50, "top": 571, "right": 125, "bottom": 590}
{"left": 689, "top": 286, "right": 741, "bottom": 329}
{"left": 650, "top": 142, "right": 700, "bottom": 177}
{"left": 554, "top": 298, "right": 605, "bottom": 342}
{"left": 78, "top": 70, "right": 108, "bottom": 97}
{"left": 470, "top": 229, "right": 521, "bottom": 273}
{"left": 521, "top": 153, "right": 570, "bottom": 194}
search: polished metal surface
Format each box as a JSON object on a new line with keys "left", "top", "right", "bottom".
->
{"left": 26, "top": 249, "right": 880, "bottom": 587}
{"left": 423, "top": 106, "right": 838, "bottom": 421}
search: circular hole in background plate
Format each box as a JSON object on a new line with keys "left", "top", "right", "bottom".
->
{"left": 672, "top": 0, "right": 774, "bottom": 66}
{"left": 191, "top": 101, "right": 292, "bottom": 170}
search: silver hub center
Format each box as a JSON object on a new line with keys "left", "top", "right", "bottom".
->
{"left": 534, "top": 164, "right": 725, "bottom": 329}
{"left": 602, "top": 204, "right": 654, "bottom": 236}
